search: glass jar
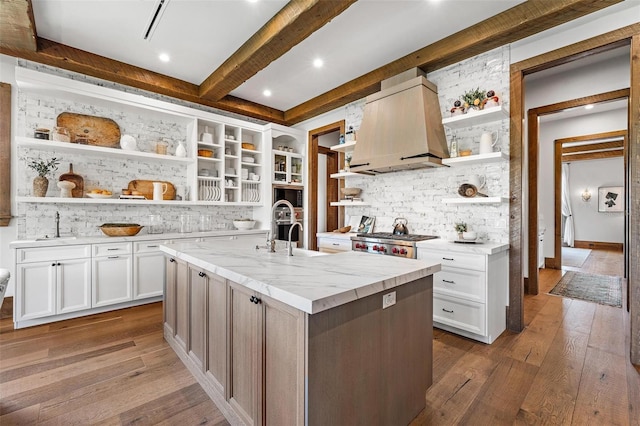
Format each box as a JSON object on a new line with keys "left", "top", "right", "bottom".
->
{"left": 156, "top": 140, "right": 169, "bottom": 155}
{"left": 179, "top": 214, "right": 192, "bottom": 233}
{"left": 199, "top": 214, "right": 212, "bottom": 232}
{"left": 147, "top": 215, "right": 164, "bottom": 234}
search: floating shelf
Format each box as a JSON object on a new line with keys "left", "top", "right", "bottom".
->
{"left": 330, "top": 171, "right": 369, "bottom": 179}
{"left": 17, "top": 196, "right": 262, "bottom": 207}
{"left": 442, "top": 151, "right": 509, "bottom": 166}
{"left": 330, "top": 200, "right": 370, "bottom": 207}
{"left": 330, "top": 140, "right": 357, "bottom": 152}
{"left": 441, "top": 105, "right": 508, "bottom": 129}
{"left": 18, "top": 137, "right": 194, "bottom": 164}
{"left": 442, "top": 196, "right": 508, "bottom": 204}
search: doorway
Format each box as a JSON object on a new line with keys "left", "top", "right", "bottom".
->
{"left": 508, "top": 26, "right": 639, "bottom": 340}
{"left": 307, "top": 121, "right": 345, "bottom": 251}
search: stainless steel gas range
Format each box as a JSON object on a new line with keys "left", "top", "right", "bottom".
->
{"left": 351, "top": 233, "right": 439, "bottom": 259}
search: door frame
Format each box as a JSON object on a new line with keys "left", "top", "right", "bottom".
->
{"left": 528, "top": 90, "right": 629, "bottom": 283}
{"left": 508, "top": 23, "right": 639, "bottom": 343}
{"left": 552, "top": 128, "right": 627, "bottom": 269}
{"left": 307, "top": 120, "right": 345, "bottom": 251}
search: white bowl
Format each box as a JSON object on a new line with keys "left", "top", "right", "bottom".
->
{"left": 120, "top": 134, "right": 137, "bottom": 151}
{"left": 462, "top": 231, "right": 477, "bottom": 240}
{"left": 233, "top": 220, "right": 256, "bottom": 230}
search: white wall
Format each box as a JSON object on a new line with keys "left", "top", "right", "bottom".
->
{"left": 569, "top": 157, "right": 625, "bottom": 244}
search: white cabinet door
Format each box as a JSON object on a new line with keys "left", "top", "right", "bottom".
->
{"left": 92, "top": 255, "right": 132, "bottom": 307}
{"left": 133, "top": 251, "right": 165, "bottom": 299}
{"left": 16, "top": 261, "right": 55, "bottom": 320}
{"left": 57, "top": 258, "right": 92, "bottom": 314}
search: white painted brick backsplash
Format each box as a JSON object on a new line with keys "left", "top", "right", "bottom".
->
{"left": 343, "top": 46, "right": 510, "bottom": 243}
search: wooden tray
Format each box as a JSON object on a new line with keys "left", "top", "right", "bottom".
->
{"left": 56, "top": 112, "right": 121, "bottom": 147}
{"left": 127, "top": 180, "right": 175, "bottom": 200}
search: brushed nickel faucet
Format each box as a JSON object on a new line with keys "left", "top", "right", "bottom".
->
{"left": 288, "top": 222, "right": 303, "bottom": 256}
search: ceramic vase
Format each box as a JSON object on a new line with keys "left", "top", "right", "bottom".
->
{"left": 33, "top": 176, "right": 49, "bottom": 197}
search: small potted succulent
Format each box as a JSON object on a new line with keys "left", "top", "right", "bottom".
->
{"left": 27, "top": 157, "right": 60, "bottom": 197}
{"left": 454, "top": 222, "right": 467, "bottom": 240}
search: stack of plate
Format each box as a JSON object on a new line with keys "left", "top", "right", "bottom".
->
{"left": 199, "top": 182, "right": 221, "bottom": 201}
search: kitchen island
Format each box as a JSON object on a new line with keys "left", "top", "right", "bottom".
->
{"left": 160, "top": 238, "right": 440, "bottom": 426}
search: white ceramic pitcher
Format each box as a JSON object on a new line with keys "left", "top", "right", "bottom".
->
{"left": 479, "top": 131, "right": 498, "bottom": 154}
{"left": 152, "top": 182, "right": 168, "bottom": 201}
{"left": 467, "top": 174, "right": 486, "bottom": 190}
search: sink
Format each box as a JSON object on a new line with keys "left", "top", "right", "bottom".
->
{"left": 34, "top": 236, "right": 78, "bottom": 241}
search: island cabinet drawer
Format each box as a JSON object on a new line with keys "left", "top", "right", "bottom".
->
{"left": 434, "top": 268, "right": 486, "bottom": 302}
{"left": 93, "top": 242, "right": 132, "bottom": 257}
{"left": 317, "top": 237, "right": 351, "bottom": 252}
{"left": 17, "top": 245, "right": 91, "bottom": 263}
{"left": 433, "top": 294, "right": 486, "bottom": 336}
{"left": 133, "top": 241, "right": 165, "bottom": 254}
{"left": 418, "top": 249, "right": 485, "bottom": 272}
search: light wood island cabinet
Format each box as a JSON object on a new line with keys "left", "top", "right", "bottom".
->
{"left": 162, "top": 248, "right": 434, "bottom": 426}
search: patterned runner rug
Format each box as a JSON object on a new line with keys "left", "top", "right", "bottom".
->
{"left": 549, "top": 271, "right": 622, "bottom": 307}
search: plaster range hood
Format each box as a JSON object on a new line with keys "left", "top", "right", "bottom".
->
{"left": 349, "top": 69, "right": 449, "bottom": 174}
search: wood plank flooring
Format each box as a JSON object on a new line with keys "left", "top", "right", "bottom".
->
{"left": 1, "top": 249, "right": 638, "bottom": 425}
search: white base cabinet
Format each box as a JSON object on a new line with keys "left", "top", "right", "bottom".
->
{"left": 16, "top": 245, "right": 92, "bottom": 321}
{"left": 92, "top": 242, "right": 133, "bottom": 307}
{"left": 133, "top": 241, "right": 165, "bottom": 299}
{"left": 418, "top": 247, "right": 508, "bottom": 344}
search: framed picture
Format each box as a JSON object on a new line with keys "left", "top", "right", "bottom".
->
{"left": 598, "top": 186, "right": 624, "bottom": 212}
{"left": 358, "top": 216, "right": 375, "bottom": 233}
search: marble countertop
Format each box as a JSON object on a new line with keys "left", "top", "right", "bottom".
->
{"left": 416, "top": 238, "right": 509, "bottom": 255}
{"left": 9, "top": 229, "right": 268, "bottom": 249}
{"left": 316, "top": 232, "right": 357, "bottom": 239}
{"left": 160, "top": 239, "right": 441, "bottom": 315}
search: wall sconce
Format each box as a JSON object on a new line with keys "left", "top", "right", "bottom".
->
{"left": 581, "top": 188, "right": 592, "bottom": 202}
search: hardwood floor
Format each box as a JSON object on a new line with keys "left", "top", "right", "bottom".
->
{"left": 1, "top": 249, "right": 638, "bottom": 425}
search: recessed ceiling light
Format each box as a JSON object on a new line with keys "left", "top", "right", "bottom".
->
{"left": 247, "top": 0, "right": 259, "bottom": 3}
{"left": 263, "top": 89, "right": 272, "bottom": 97}
{"left": 584, "top": 104, "right": 594, "bottom": 110}
{"left": 313, "top": 58, "right": 324, "bottom": 68}
{"left": 159, "top": 53, "right": 170, "bottom": 62}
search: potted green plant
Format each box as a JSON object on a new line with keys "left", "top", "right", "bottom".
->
{"left": 454, "top": 222, "right": 467, "bottom": 240}
{"left": 27, "top": 157, "right": 60, "bottom": 197}
{"left": 461, "top": 87, "right": 486, "bottom": 112}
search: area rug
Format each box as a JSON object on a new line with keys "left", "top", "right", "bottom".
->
{"left": 562, "top": 247, "right": 592, "bottom": 268}
{"left": 549, "top": 271, "right": 622, "bottom": 307}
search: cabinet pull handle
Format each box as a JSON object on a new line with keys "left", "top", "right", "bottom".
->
{"left": 249, "top": 295, "right": 261, "bottom": 304}
{"left": 57, "top": 262, "right": 61, "bottom": 266}
{"left": 442, "top": 257, "right": 455, "bottom": 261}
{"left": 169, "top": 258, "right": 176, "bottom": 263}
{"left": 198, "top": 271, "right": 206, "bottom": 277}
{"left": 146, "top": 245, "right": 159, "bottom": 248}
{"left": 107, "top": 248, "right": 120, "bottom": 251}
{"left": 442, "top": 279, "right": 455, "bottom": 284}
{"left": 51, "top": 263, "right": 56, "bottom": 267}
{"left": 442, "top": 308, "right": 454, "bottom": 313}
{"left": 332, "top": 243, "right": 340, "bottom": 246}
{"left": 108, "top": 256, "right": 119, "bottom": 259}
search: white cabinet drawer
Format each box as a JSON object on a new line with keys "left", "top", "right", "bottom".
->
{"left": 93, "top": 242, "right": 132, "bottom": 257}
{"left": 434, "top": 268, "right": 486, "bottom": 302}
{"left": 134, "top": 241, "right": 165, "bottom": 254}
{"left": 317, "top": 238, "right": 351, "bottom": 252}
{"left": 433, "top": 294, "right": 486, "bottom": 336}
{"left": 418, "top": 249, "right": 485, "bottom": 272}
{"left": 17, "top": 245, "right": 91, "bottom": 263}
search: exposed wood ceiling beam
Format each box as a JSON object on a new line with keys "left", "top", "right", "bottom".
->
{"left": 284, "top": 0, "right": 624, "bottom": 124}
{"left": 0, "top": 0, "right": 37, "bottom": 51}
{"left": 199, "top": 0, "right": 357, "bottom": 102}
{"left": 0, "top": 37, "right": 287, "bottom": 124}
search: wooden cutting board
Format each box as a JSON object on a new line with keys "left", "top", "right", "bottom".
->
{"left": 56, "top": 112, "right": 121, "bottom": 147}
{"left": 127, "top": 180, "right": 175, "bottom": 200}
{"left": 58, "top": 163, "right": 84, "bottom": 198}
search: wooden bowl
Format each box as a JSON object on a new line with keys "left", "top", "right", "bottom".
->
{"left": 198, "top": 149, "right": 214, "bottom": 157}
{"left": 241, "top": 142, "right": 256, "bottom": 150}
{"left": 459, "top": 149, "right": 472, "bottom": 156}
{"left": 99, "top": 223, "right": 144, "bottom": 237}
{"left": 340, "top": 187, "right": 361, "bottom": 197}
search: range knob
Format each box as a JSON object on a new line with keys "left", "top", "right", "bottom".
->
{"left": 392, "top": 247, "right": 398, "bottom": 254}
{"left": 373, "top": 245, "right": 379, "bottom": 251}
{"left": 400, "top": 248, "right": 407, "bottom": 255}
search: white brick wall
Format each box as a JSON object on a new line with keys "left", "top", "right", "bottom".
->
{"left": 15, "top": 61, "right": 255, "bottom": 239}
{"left": 343, "top": 46, "right": 510, "bottom": 242}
